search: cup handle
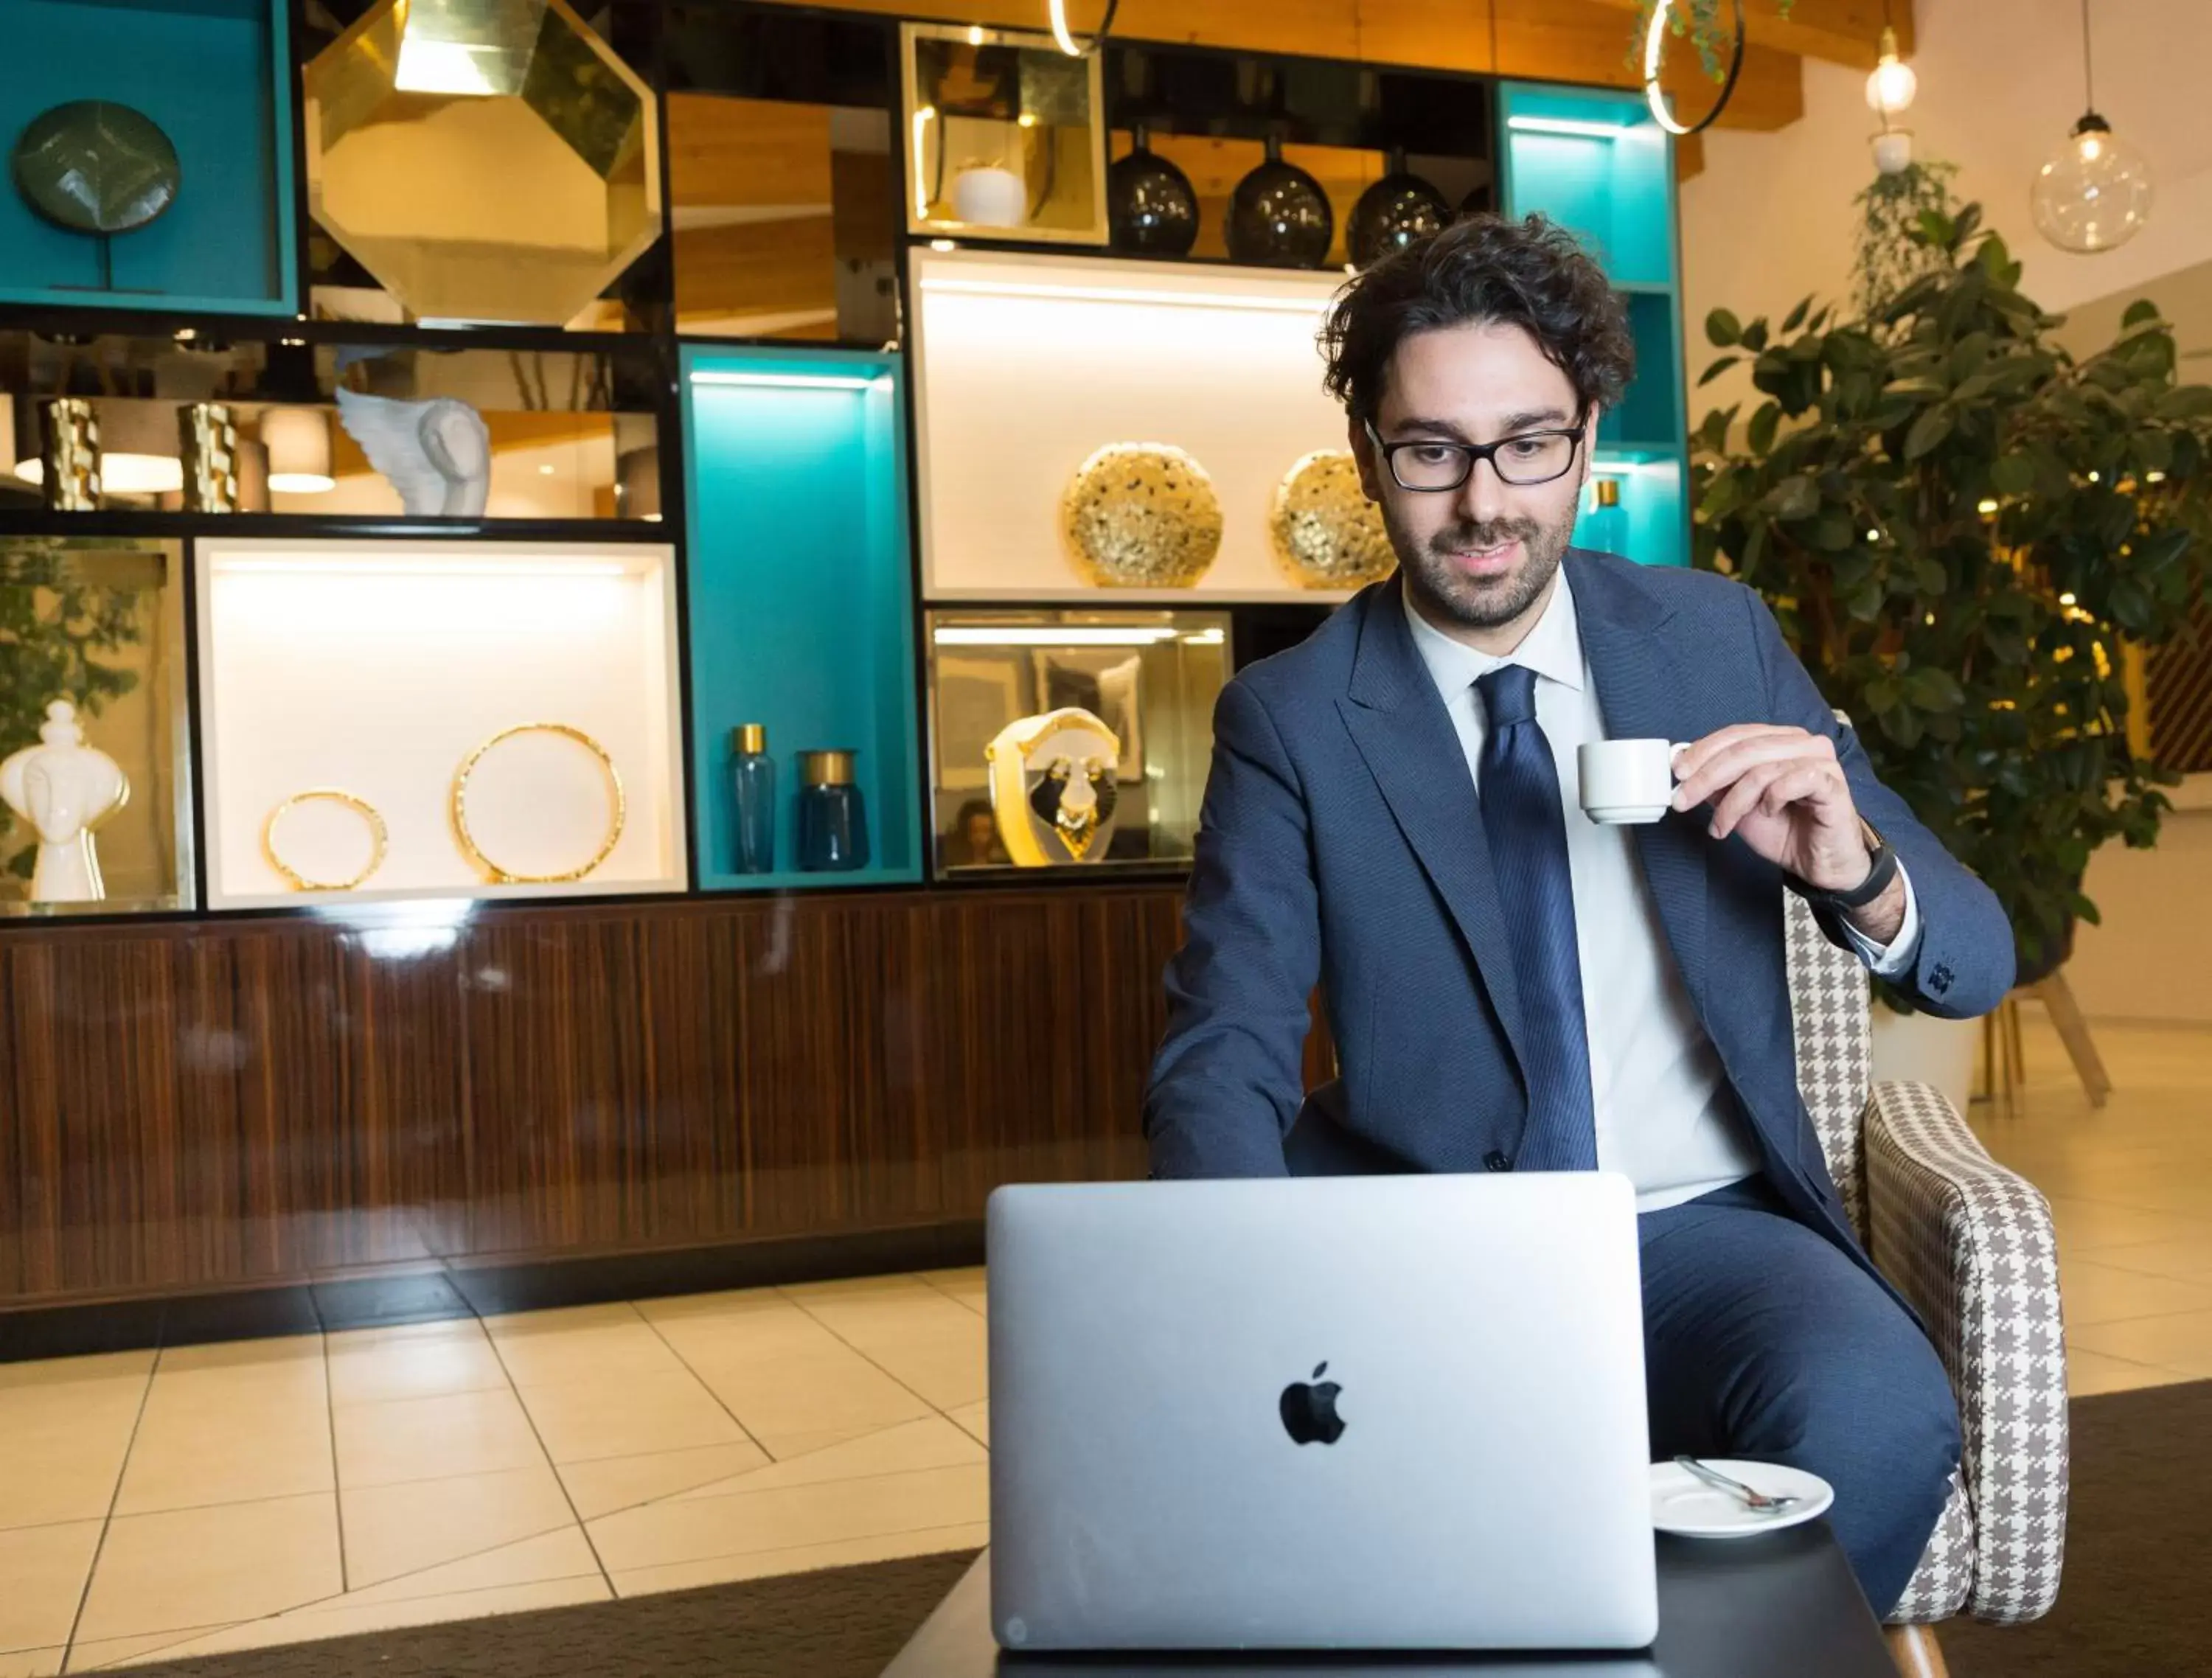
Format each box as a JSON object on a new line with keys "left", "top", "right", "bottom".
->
{"left": 1669, "top": 741, "right": 1691, "bottom": 781}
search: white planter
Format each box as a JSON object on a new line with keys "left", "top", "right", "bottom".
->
{"left": 1869, "top": 1006, "right": 1979, "bottom": 1116}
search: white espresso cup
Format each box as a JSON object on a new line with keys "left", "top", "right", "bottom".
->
{"left": 1576, "top": 738, "right": 1687, "bottom": 825}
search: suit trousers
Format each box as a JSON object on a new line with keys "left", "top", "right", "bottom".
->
{"left": 1641, "top": 1175, "right": 1961, "bottom": 1619}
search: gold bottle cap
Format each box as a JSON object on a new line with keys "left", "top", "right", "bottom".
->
{"left": 1593, "top": 476, "right": 1621, "bottom": 508}
{"left": 732, "top": 723, "right": 767, "bottom": 756}
{"left": 799, "top": 749, "right": 858, "bottom": 787}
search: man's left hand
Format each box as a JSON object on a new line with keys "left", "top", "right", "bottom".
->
{"left": 1671, "top": 724, "right": 1906, "bottom": 942}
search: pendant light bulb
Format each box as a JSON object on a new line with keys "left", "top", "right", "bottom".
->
{"left": 2033, "top": 0, "right": 2153, "bottom": 253}
{"left": 1865, "top": 27, "right": 1917, "bottom": 116}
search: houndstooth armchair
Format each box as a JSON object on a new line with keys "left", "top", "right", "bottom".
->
{"left": 1784, "top": 894, "right": 2068, "bottom": 1627}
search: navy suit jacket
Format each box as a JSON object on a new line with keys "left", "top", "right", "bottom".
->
{"left": 1143, "top": 551, "right": 2014, "bottom": 1299}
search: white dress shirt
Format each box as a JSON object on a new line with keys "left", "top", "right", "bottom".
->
{"left": 1402, "top": 573, "right": 1923, "bottom": 1211}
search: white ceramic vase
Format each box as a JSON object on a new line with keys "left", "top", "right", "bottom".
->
{"left": 952, "top": 164, "right": 1027, "bottom": 229}
{"left": 1868, "top": 1004, "right": 1978, "bottom": 1117}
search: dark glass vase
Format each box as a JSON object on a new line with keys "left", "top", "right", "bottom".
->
{"left": 1348, "top": 151, "right": 1451, "bottom": 268}
{"left": 1107, "top": 125, "right": 1199, "bottom": 257}
{"left": 1225, "top": 136, "right": 1334, "bottom": 268}
{"left": 796, "top": 750, "right": 870, "bottom": 873}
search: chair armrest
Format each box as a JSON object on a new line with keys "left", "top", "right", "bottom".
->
{"left": 1865, "top": 1079, "right": 2068, "bottom": 1625}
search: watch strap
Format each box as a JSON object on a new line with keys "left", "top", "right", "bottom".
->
{"left": 1788, "top": 824, "right": 1900, "bottom": 911}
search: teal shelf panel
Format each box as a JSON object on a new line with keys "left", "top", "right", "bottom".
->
{"left": 683, "top": 344, "right": 924, "bottom": 894}
{"left": 0, "top": 0, "right": 296, "bottom": 314}
{"left": 1579, "top": 453, "right": 1688, "bottom": 569}
{"left": 1499, "top": 82, "right": 1675, "bottom": 290}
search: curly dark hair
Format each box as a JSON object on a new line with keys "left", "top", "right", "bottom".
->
{"left": 1319, "top": 213, "right": 1635, "bottom": 428}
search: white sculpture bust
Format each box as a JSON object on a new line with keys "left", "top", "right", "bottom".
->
{"left": 0, "top": 700, "right": 131, "bottom": 903}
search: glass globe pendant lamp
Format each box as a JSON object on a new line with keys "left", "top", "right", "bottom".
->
{"left": 2031, "top": 0, "right": 2153, "bottom": 253}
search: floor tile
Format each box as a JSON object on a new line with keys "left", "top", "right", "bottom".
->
{"left": 340, "top": 1462, "right": 575, "bottom": 1589}
{"left": 2039, "top": 1197, "right": 2212, "bottom": 1253}
{"left": 751, "top": 1424, "right": 896, "bottom": 1463}
{"left": 854, "top": 1323, "right": 989, "bottom": 1412}
{"left": 2057, "top": 1260, "right": 2212, "bottom": 1328}
{"left": 611, "top": 1519, "right": 990, "bottom": 1598}
{"left": 2064, "top": 1348, "right": 2198, "bottom": 1398}
{"left": 0, "top": 1362, "right": 150, "bottom": 1531}
{"left": 94, "top": 1577, "right": 610, "bottom": 1665}
{"left": 2079, "top": 1231, "right": 2212, "bottom": 1283}
{"left": 587, "top": 1463, "right": 989, "bottom": 1573}
{"left": 947, "top": 1401, "right": 991, "bottom": 1448}
{"left": 334, "top": 1526, "right": 599, "bottom": 1607}
{"left": 2067, "top": 1309, "right": 2212, "bottom": 1378}
{"left": 781, "top": 1278, "right": 980, "bottom": 1348}
{"left": 556, "top": 1443, "right": 771, "bottom": 1521}
{"left": 326, "top": 1320, "right": 510, "bottom": 1410}
{"left": 60, "top": 1627, "right": 238, "bottom": 1673}
{"left": 113, "top": 1409, "right": 333, "bottom": 1517}
{"left": 917, "top": 1269, "right": 988, "bottom": 1316}
{"left": 74, "top": 1493, "right": 341, "bottom": 1643}
{"left": 333, "top": 1388, "right": 549, "bottom": 1489}
{"left": 482, "top": 1306, "right": 688, "bottom": 1388}
{"left": 0, "top": 1652, "right": 62, "bottom": 1678}
{"left": 639, "top": 1298, "right": 846, "bottom": 1363}
{"left": 0, "top": 1352, "right": 154, "bottom": 1393}
{"left": 0, "top": 1521, "right": 102, "bottom": 1655}
{"left": 688, "top": 1347, "right": 933, "bottom": 1449}
{"left": 673, "top": 1416, "right": 984, "bottom": 1502}
{"left": 515, "top": 1369, "right": 750, "bottom": 1464}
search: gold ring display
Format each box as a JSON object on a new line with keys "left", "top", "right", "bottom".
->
{"left": 450, "top": 723, "right": 626, "bottom": 885}
{"left": 262, "top": 789, "right": 389, "bottom": 892}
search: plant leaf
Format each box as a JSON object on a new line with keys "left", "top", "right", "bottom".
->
{"left": 1747, "top": 402, "right": 1781, "bottom": 456}
{"left": 1782, "top": 294, "right": 1812, "bottom": 333}
{"left": 1706, "top": 308, "right": 1743, "bottom": 347}
{"left": 1699, "top": 354, "right": 1742, "bottom": 386}
{"left": 1989, "top": 453, "right": 2036, "bottom": 496}
{"left": 1903, "top": 406, "right": 1954, "bottom": 461}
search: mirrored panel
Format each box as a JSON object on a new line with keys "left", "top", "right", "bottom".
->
{"left": 0, "top": 537, "right": 194, "bottom": 917}
{"left": 902, "top": 22, "right": 1107, "bottom": 247}
{"left": 0, "top": 335, "right": 661, "bottom": 522}
{"left": 302, "top": 0, "right": 664, "bottom": 330}
{"left": 926, "top": 608, "right": 1229, "bottom": 875}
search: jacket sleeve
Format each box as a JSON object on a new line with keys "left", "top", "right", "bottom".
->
{"left": 1142, "top": 678, "right": 1321, "bottom": 1178}
{"left": 1744, "top": 588, "right": 2016, "bottom": 1018}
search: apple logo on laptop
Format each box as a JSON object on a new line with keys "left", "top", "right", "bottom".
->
{"left": 1279, "top": 1362, "right": 1346, "bottom": 1445}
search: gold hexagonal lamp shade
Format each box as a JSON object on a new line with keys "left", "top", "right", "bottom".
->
{"left": 305, "top": 0, "right": 662, "bottom": 325}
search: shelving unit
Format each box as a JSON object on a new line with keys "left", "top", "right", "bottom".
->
{"left": 682, "top": 345, "right": 922, "bottom": 893}
{"left": 0, "top": 4, "right": 1697, "bottom": 922}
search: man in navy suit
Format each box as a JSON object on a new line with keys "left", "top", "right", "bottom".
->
{"left": 1144, "top": 215, "right": 2012, "bottom": 1620}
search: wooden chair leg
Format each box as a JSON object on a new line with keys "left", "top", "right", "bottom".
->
{"left": 2034, "top": 969, "right": 2112, "bottom": 1108}
{"left": 1886, "top": 1622, "right": 1950, "bottom": 1678}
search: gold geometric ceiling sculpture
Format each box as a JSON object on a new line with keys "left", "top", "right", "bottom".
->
{"left": 304, "top": 0, "right": 662, "bottom": 325}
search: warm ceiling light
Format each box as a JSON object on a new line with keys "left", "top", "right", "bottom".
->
{"left": 1865, "top": 26, "right": 1917, "bottom": 116}
{"left": 2032, "top": 0, "right": 2153, "bottom": 252}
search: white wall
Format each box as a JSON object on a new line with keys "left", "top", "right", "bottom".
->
{"left": 1680, "top": 0, "right": 2212, "bottom": 416}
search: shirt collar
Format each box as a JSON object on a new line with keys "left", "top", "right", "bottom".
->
{"left": 1400, "top": 566, "right": 1588, "bottom": 702}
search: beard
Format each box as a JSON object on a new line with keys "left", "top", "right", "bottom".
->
{"left": 1382, "top": 495, "right": 1579, "bottom": 633}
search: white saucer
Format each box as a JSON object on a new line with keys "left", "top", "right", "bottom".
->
{"left": 1649, "top": 1459, "right": 1834, "bottom": 1538}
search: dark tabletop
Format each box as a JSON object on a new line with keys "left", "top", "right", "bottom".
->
{"left": 883, "top": 1525, "right": 1895, "bottom": 1678}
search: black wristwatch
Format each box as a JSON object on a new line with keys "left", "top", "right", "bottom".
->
{"left": 1787, "top": 820, "right": 1900, "bottom": 911}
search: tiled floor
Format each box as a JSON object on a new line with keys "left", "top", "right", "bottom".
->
{"left": 0, "top": 1015, "right": 2205, "bottom": 1672}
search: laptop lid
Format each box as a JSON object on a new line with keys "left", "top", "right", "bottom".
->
{"left": 985, "top": 1174, "right": 1658, "bottom": 1652}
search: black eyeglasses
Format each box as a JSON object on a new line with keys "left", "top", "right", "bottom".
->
{"left": 1363, "top": 417, "right": 1589, "bottom": 492}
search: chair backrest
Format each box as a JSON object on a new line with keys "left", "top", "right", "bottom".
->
{"left": 1784, "top": 891, "right": 1874, "bottom": 1239}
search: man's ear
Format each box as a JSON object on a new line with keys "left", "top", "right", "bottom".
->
{"left": 1348, "top": 414, "right": 1385, "bottom": 504}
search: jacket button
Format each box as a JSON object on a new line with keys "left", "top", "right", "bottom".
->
{"left": 1484, "top": 1151, "right": 1513, "bottom": 1172}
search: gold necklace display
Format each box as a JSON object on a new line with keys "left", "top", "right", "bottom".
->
{"left": 451, "top": 723, "right": 627, "bottom": 885}
{"left": 262, "top": 789, "right": 389, "bottom": 892}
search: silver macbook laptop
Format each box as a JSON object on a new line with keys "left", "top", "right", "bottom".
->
{"left": 985, "top": 1174, "right": 1658, "bottom": 1654}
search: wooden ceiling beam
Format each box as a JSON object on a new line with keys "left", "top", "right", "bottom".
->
{"left": 1572, "top": 0, "right": 1913, "bottom": 73}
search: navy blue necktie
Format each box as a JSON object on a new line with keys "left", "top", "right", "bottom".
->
{"left": 1475, "top": 665, "right": 1599, "bottom": 1172}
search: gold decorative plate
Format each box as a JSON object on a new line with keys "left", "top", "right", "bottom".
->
{"left": 1060, "top": 443, "right": 1223, "bottom": 589}
{"left": 451, "top": 723, "right": 626, "bottom": 885}
{"left": 263, "top": 789, "right": 388, "bottom": 892}
{"left": 1269, "top": 450, "right": 1397, "bottom": 589}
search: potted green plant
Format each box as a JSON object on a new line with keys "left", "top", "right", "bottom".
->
{"left": 1691, "top": 203, "right": 2212, "bottom": 1100}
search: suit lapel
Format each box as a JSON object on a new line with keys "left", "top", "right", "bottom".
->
{"left": 1338, "top": 579, "right": 1530, "bottom": 1084}
{"left": 1568, "top": 554, "right": 1711, "bottom": 1009}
